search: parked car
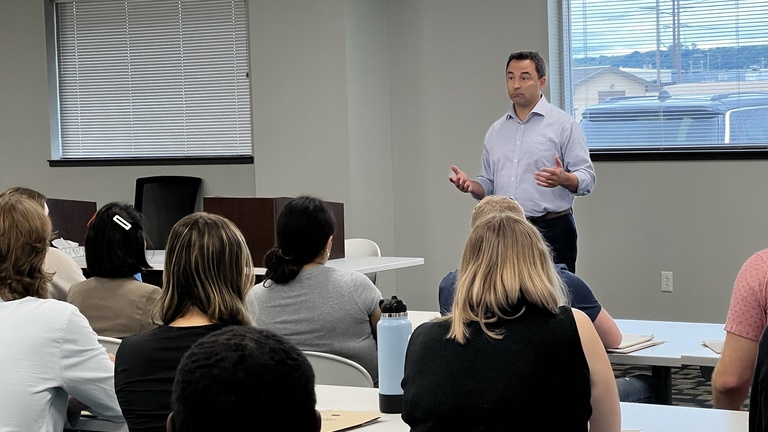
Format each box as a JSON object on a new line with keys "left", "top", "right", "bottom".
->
{"left": 579, "top": 92, "right": 768, "bottom": 149}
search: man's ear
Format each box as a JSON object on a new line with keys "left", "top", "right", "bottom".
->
{"left": 166, "top": 411, "right": 175, "bottom": 432}
{"left": 315, "top": 410, "right": 322, "bottom": 432}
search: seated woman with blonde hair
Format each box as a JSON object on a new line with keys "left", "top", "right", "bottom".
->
{"left": 402, "top": 211, "right": 620, "bottom": 432}
{"left": 114, "top": 212, "right": 254, "bottom": 432}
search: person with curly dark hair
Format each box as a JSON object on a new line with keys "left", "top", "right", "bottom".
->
{"left": 168, "top": 326, "right": 320, "bottom": 432}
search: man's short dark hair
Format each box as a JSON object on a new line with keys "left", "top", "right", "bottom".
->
{"left": 85, "top": 202, "right": 150, "bottom": 278}
{"left": 171, "top": 326, "right": 318, "bottom": 432}
{"left": 506, "top": 50, "right": 547, "bottom": 79}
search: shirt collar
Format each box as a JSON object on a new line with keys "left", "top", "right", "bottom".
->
{"left": 506, "top": 94, "right": 550, "bottom": 121}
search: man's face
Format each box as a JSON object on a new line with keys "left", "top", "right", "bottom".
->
{"left": 506, "top": 59, "right": 546, "bottom": 109}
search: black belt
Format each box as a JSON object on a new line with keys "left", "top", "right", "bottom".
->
{"left": 527, "top": 208, "right": 572, "bottom": 224}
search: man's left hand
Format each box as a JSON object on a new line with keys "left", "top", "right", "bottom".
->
{"left": 534, "top": 155, "right": 567, "bottom": 188}
{"left": 534, "top": 155, "right": 578, "bottom": 193}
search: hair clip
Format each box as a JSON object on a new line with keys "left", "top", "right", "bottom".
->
{"left": 113, "top": 215, "right": 132, "bottom": 231}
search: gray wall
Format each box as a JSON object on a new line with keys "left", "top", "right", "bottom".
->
{"left": 2, "top": 0, "right": 764, "bottom": 322}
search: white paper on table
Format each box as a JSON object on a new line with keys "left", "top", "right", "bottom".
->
{"left": 52, "top": 238, "right": 85, "bottom": 257}
{"left": 702, "top": 340, "right": 724, "bottom": 354}
{"left": 52, "top": 237, "right": 79, "bottom": 248}
{"left": 607, "top": 334, "right": 665, "bottom": 354}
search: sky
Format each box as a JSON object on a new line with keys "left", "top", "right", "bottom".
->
{"left": 570, "top": 0, "right": 768, "bottom": 57}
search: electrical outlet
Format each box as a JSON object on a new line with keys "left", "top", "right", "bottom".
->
{"left": 661, "top": 271, "right": 673, "bottom": 293}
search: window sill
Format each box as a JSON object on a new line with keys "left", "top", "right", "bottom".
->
{"left": 48, "top": 156, "right": 254, "bottom": 167}
{"left": 590, "top": 148, "right": 768, "bottom": 162}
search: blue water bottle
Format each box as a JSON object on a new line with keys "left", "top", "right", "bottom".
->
{"left": 377, "top": 295, "right": 411, "bottom": 414}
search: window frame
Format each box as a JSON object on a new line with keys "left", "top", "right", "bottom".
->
{"left": 44, "top": 0, "right": 255, "bottom": 167}
{"left": 549, "top": 0, "right": 768, "bottom": 161}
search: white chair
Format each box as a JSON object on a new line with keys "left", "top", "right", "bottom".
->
{"left": 303, "top": 351, "right": 374, "bottom": 388}
{"left": 97, "top": 335, "right": 122, "bottom": 355}
{"left": 344, "top": 238, "right": 381, "bottom": 284}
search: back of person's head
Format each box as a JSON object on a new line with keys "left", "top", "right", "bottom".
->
{"left": 449, "top": 212, "right": 566, "bottom": 343}
{"left": 506, "top": 50, "right": 547, "bottom": 78}
{"left": 156, "top": 212, "right": 254, "bottom": 325}
{"left": 168, "top": 326, "right": 319, "bottom": 432}
{"left": 0, "top": 194, "right": 52, "bottom": 301}
{"left": 0, "top": 186, "right": 47, "bottom": 209}
{"left": 263, "top": 196, "right": 335, "bottom": 285}
{"left": 85, "top": 202, "right": 150, "bottom": 278}
{"left": 471, "top": 195, "right": 525, "bottom": 227}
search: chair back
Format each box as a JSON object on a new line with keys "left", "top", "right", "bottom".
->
{"left": 134, "top": 176, "right": 201, "bottom": 249}
{"left": 344, "top": 238, "right": 381, "bottom": 284}
{"left": 303, "top": 351, "right": 374, "bottom": 388}
{"left": 97, "top": 335, "right": 122, "bottom": 355}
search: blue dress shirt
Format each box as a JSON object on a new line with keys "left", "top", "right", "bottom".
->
{"left": 476, "top": 96, "right": 595, "bottom": 217}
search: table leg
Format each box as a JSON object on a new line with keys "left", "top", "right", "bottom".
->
{"left": 651, "top": 365, "right": 672, "bottom": 404}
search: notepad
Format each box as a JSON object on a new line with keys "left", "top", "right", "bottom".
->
{"left": 607, "top": 333, "right": 664, "bottom": 354}
{"left": 321, "top": 410, "right": 381, "bottom": 432}
{"left": 702, "top": 340, "right": 723, "bottom": 354}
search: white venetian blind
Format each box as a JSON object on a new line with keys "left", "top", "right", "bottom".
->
{"left": 54, "top": 0, "right": 253, "bottom": 159}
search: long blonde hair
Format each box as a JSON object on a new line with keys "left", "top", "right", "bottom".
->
{"left": 448, "top": 212, "right": 567, "bottom": 343}
{"left": 155, "top": 212, "right": 254, "bottom": 326}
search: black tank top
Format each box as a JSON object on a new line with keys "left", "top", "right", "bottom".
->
{"left": 402, "top": 305, "right": 591, "bottom": 432}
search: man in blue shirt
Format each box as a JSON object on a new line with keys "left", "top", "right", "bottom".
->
{"left": 449, "top": 51, "right": 595, "bottom": 273}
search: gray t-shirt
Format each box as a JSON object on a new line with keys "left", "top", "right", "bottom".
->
{"left": 246, "top": 265, "right": 382, "bottom": 380}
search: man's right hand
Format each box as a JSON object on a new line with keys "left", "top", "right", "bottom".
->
{"left": 449, "top": 165, "right": 472, "bottom": 193}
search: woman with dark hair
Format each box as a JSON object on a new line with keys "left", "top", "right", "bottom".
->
{"left": 67, "top": 202, "right": 160, "bottom": 338}
{"left": 0, "top": 193, "right": 124, "bottom": 431}
{"left": 246, "top": 196, "right": 382, "bottom": 381}
{"left": 114, "top": 212, "right": 254, "bottom": 432}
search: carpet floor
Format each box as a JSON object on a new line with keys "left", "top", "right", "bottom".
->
{"left": 613, "top": 364, "right": 750, "bottom": 409}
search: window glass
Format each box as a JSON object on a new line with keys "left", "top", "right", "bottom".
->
{"left": 561, "top": 0, "right": 768, "bottom": 154}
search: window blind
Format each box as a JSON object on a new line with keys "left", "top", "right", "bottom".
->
{"left": 562, "top": 0, "right": 768, "bottom": 152}
{"left": 53, "top": 0, "right": 253, "bottom": 159}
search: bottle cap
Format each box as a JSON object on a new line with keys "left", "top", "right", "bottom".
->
{"left": 379, "top": 295, "right": 408, "bottom": 313}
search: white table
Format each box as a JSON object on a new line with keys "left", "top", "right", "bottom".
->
{"left": 71, "top": 250, "right": 165, "bottom": 270}
{"left": 611, "top": 319, "right": 725, "bottom": 404}
{"left": 73, "top": 251, "right": 424, "bottom": 277}
{"left": 620, "top": 401, "right": 747, "bottom": 431}
{"left": 76, "top": 378, "right": 746, "bottom": 432}
{"left": 610, "top": 319, "right": 725, "bottom": 367}
{"left": 681, "top": 346, "right": 722, "bottom": 368}
{"left": 408, "top": 310, "right": 440, "bottom": 330}
{"left": 316, "top": 384, "right": 748, "bottom": 432}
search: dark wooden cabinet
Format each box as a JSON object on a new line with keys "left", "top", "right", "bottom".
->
{"left": 203, "top": 197, "right": 345, "bottom": 266}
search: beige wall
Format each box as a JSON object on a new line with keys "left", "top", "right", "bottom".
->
{"left": 0, "top": 1, "right": 257, "bottom": 207}
{"left": 573, "top": 74, "right": 647, "bottom": 121}
{"left": 2, "top": 0, "right": 766, "bottom": 321}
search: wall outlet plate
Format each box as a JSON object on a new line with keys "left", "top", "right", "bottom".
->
{"left": 661, "top": 271, "right": 673, "bottom": 293}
